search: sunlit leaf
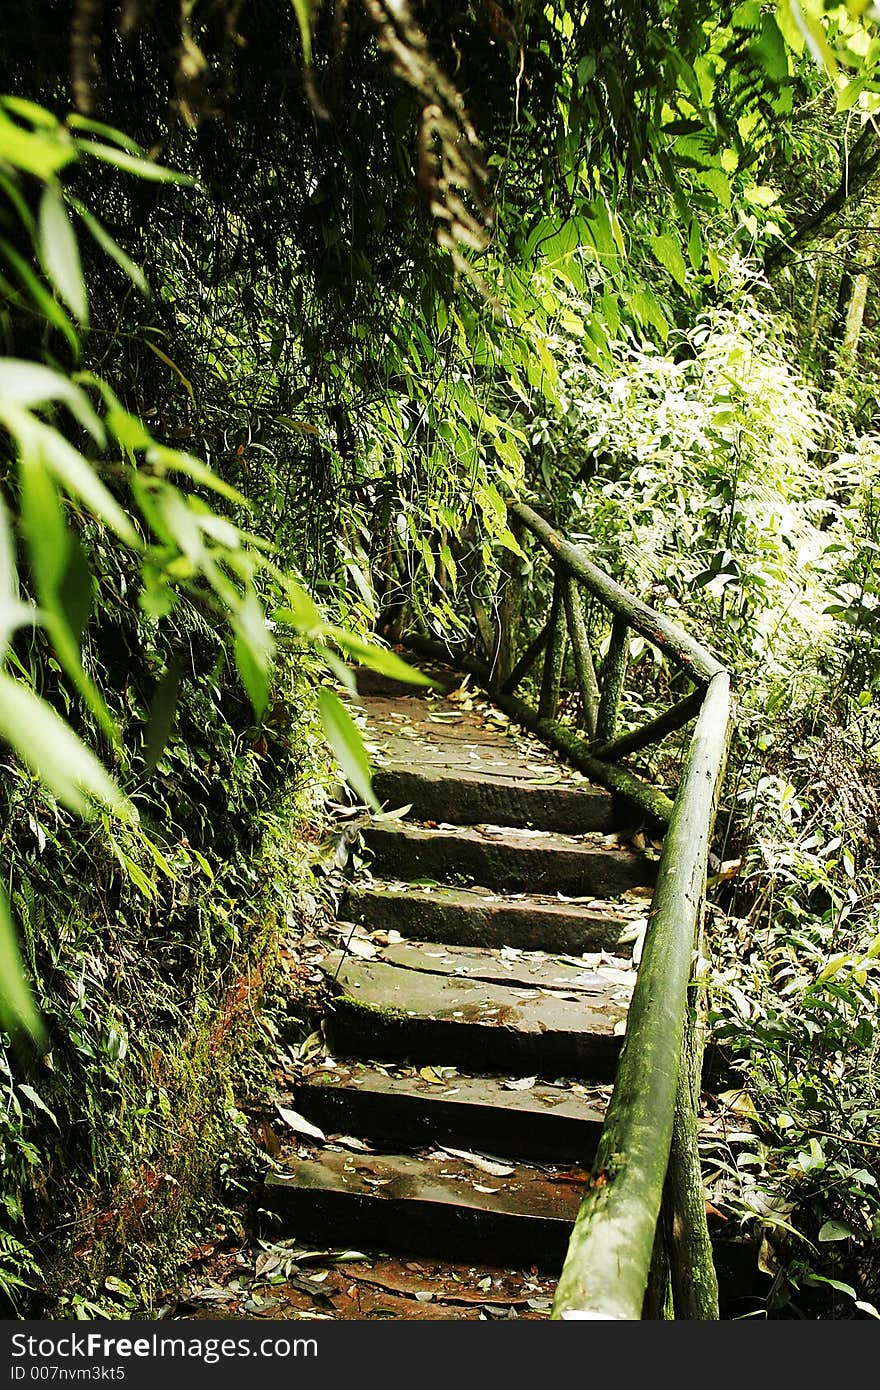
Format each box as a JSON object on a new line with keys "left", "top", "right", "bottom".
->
{"left": 317, "top": 687, "right": 378, "bottom": 809}
{"left": 649, "top": 233, "right": 688, "bottom": 288}
{"left": 329, "top": 630, "right": 434, "bottom": 685}
{"left": 0, "top": 673, "right": 134, "bottom": 821}
{"left": 0, "top": 109, "right": 74, "bottom": 180}
{"left": 142, "top": 340, "right": 195, "bottom": 402}
{"left": 77, "top": 140, "right": 196, "bottom": 185}
{"left": 38, "top": 184, "right": 88, "bottom": 323}
{"left": 0, "top": 358, "right": 104, "bottom": 442}
{"left": 3, "top": 406, "right": 139, "bottom": 546}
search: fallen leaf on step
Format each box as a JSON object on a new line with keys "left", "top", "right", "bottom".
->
{"left": 276, "top": 1106, "right": 326, "bottom": 1142}
{"left": 420, "top": 1066, "right": 444, "bottom": 1085}
{"left": 346, "top": 936, "right": 377, "bottom": 959}
{"left": 473, "top": 1183, "right": 502, "bottom": 1194}
{"left": 331, "top": 1135, "right": 373, "bottom": 1152}
{"left": 503, "top": 1076, "right": 537, "bottom": 1091}
{"left": 438, "top": 1147, "right": 515, "bottom": 1177}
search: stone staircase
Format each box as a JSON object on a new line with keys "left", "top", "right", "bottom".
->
{"left": 260, "top": 672, "right": 665, "bottom": 1276}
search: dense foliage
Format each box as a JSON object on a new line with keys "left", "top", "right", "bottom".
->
{"left": 0, "top": 0, "right": 878, "bottom": 1316}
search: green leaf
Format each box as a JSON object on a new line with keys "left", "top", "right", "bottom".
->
{"left": 235, "top": 635, "right": 269, "bottom": 719}
{"left": 0, "top": 109, "right": 74, "bottom": 180}
{"left": 58, "top": 528, "right": 92, "bottom": 646}
{"left": 649, "top": 233, "right": 687, "bottom": 288}
{"left": 38, "top": 184, "right": 88, "bottom": 324}
{"left": 7, "top": 408, "right": 139, "bottom": 546}
{"left": 695, "top": 167, "right": 731, "bottom": 209}
{"left": 0, "top": 883, "right": 45, "bottom": 1045}
{"left": 0, "top": 673, "right": 134, "bottom": 821}
{"left": 67, "top": 197, "right": 149, "bottom": 296}
{"left": 329, "top": 630, "right": 434, "bottom": 685}
{"left": 1, "top": 97, "right": 61, "bottom": 130}
{"left": 77, "top": 140, "right": 196, "bottom": 185}
{"left": 115, "top": 849, "right": 158, "bottom": 901}
{"left": 18, "top": 1083, "right": 58, "bottom": 1126}
{"left": 144, "top": 658, "right": 183, "bottom": 773}
{"left": 0, "top": 359, "right": 104, "bottom": 442}
{"left": 0, "top": 496, "right": 30, "bottom": 657}
{"left": 818, "top": 1219, "right": 860, "bottom": 1243}
{"left": 17, "top": 444, "right": 115, "bottom": 738}
{"left": 628, "top": 287, "right": 670, "bottom": 341}
{"left": 318, "top": 688, "right": 378, "bottom": 809}
{"left": 66, "top": 114, "right": 146, "bottom": 155}
{"left": 273, "top": 582, "right": 325, "bottom": 634}
{"left": 751, "top": 14, "right": 789, "bottom": 79}
{"left": 687, "top": 220, "right": 703, "bottom": 273}
{"left": 146, "top": 447, "right": 250, "bottom": 505}
{"left": 0, "top": 242, "right": 80, "bottom": 358}
{"left": 19, "top": 443, "right": 69, "bottom": 599}
{"left": 233, "top": 592, "right": 273, "bottom": 718}
{"left": 783, "top": 0, "right": 837, "bottom": 75}
{"left": 142, "top": 341, "right": 195, "bottom": 402}
{"left": 291, "top": 0, "right": 315, "bottom": 64}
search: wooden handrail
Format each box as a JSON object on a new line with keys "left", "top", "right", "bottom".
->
{"left": 510, "top": 501, "right": 725, "bottom": 685}
{"left": 552, "top": 670, "right": 731, "bottom": 1319}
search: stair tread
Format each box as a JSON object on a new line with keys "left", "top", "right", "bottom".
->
{"left": 357, "top": 690, "right": 602, "bottom": 794}
{"left": 328, "top": 937, "right": 635, "bottom": 995}
{"left": 266, "top": 1147, "right": 584, "bottom": 1225}
{"left": 321, "top": 952, "right": 631, "bottom": 1034}
{"left": 344, "top": 881, "right": 644, "bottom": 953}
{"left": 363, "top": 821, "right": 655, "bottom": 896}
{"left": 298, "top": 1063, "right": 608, "bottom": 1123}
{"left": 366, "top": 820, "right": 641, "bottom": 854}
{"left": 349, "top": 879, "right": 643, "bottom": 918}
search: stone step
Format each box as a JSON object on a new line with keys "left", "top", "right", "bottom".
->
{"left": 343, "top": 882, "right": 638, "bottom": 955}
{"left": 362, "top": 822, "right": 655, "bottom": 897}
{"left": 263, "top": 1145, "right": 760, "bottom": 1303}
{"left": 264, "top": 1147, "right": 585, "bottom": 1271}
{"left": 294, "top": 1063, "right": 607, "bottom": 1164}
{"left": 372, "top": 765, "right": 615, "bottom": 833}
{"left": 320, "top": 951, "right": 627, "bottom": 1081}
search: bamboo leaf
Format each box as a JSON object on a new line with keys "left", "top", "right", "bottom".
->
{"left": 144, "top": 658, "right": 183, "bottom": 773}
{"left": 142, "top": 340, "right": 195, "bottom": 402}
{"left": 66, "top": 114, "right": 146, "bottom": 154}
{"left": 0, "top": 242, "right": 80, "bottom": 358}
{"left": 0, "top": 673, "right": 134, "bottom": 821}
{"left": 329, "top": 630, "right": 434, "bottom": 685}
{"left": 0, "top": 883, "right": 45, "bottom": 1045}
{"left": 0, "top": 358, "right": 104, "bottom": 442}
{"left": 68, "top": 197, "right": 149, "bottom": 296}
{"left": 77, "top": 140, "right": 196, "bottom": 184}
{"left": 290, "top": 0, "right": 314, "bottom": 64}
{"left": 7, "top": 408, "right": 140, "bottom": 546}
{"left": 38, "top": 185, "right": 88, "bottom": 323}
{"left": 0, "top": 109, "right": 74, "bottom": 180}
{"left": 318, "top": 687, "right": 379, "bottom": 809}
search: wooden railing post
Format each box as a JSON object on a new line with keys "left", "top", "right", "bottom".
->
{"left": 596, "top": 614, "right": 629, "bottom": 745}
{"left": 496, "top": 514, "right": 527, "bottom": 689}
{"left": 502, "top": 619, "right": 550, "bottom": 695}
{"left": 538, "top": 572, "right": 566, "bottom": 720}
{"left": 562, "top": 575, "right": 600, "bottom": 739}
